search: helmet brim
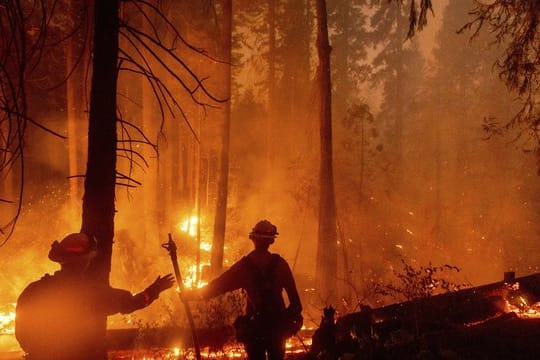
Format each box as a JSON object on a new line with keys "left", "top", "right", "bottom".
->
{"left": 249, "top": 232, "right": 278, "bottom": 239}
{"left": 48, "top": 234, "right": 97, "bottom": 263}
{"left": 48, "top": 248, "right": 96, "bottom": 263}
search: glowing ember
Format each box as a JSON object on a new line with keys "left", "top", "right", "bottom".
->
{"left": 501, "top": 282, "right": 540, "bottom": 319}
{"left": 506, "top": 298, "right": 540, "bottom": 319}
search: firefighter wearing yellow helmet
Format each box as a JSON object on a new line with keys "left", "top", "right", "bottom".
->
{"left": 15, "top": 233, "right": 175, "bottom": 360}
{"left": 183, "top": 219, "right": 303, "bottom": 360}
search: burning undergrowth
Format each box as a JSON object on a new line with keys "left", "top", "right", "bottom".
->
{"left": 106, "top": 266, "right": 540, "bottom": 359}
{"left": 4, "top": 257, "right": 540, "bottom": 359}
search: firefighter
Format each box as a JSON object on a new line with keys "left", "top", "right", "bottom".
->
{"left": 15, "top": 233, "right": 174, "bottom": 360}
{"left": 183, "top": 220, "right": 303, "bottom": 360}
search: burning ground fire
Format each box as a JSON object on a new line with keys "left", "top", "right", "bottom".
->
{"left": 504, "top": 282, "right": 540, "bottom": 319}
{"left": 0, "top": 298, "right": 313, "bottom": 359}
{"left": 3, "top": 215, "right": 539, "bottom": 358}
{"left": 107, "top": 330, "right": 312, "bottom": 360}
{"left": 3, "top": 279, "right": 540, "bottom": 359}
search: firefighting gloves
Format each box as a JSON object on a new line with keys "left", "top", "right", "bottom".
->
{"left": 284, "top": 306, "right": 303, "bottom": 336}
{"left": 144, "top": 273, "right": 175, "bottom": 302}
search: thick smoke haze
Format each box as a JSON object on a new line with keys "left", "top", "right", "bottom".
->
{"left": 2, "top": 0, "right": 540, "bottom": 334}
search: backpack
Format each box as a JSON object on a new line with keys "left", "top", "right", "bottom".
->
{"left": 244, "top": 254, "right": 283, "bottom": 314}
{"left": 233, "top": 254, "right": 283, "bottom": 341}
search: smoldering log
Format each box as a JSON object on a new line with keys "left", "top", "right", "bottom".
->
{"left": 341, "top": 272, "right": 540, "bottom": 338}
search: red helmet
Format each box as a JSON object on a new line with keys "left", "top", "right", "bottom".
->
{"left": 48, "top": 233, "right": 97, "bottom": 263}
{"left": 249, "top": 220, "right": 279, "bottom": 240}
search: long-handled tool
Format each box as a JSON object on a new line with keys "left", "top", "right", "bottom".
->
{"left": 162, "top": 233, "right": 201, "bottom": 360}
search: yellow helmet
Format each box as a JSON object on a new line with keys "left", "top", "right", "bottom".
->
{"left": 249, "top": 220, "right": 279, "bottom": 239}
{"left": 48, "top": 233, "right": 97, "bottom": 263}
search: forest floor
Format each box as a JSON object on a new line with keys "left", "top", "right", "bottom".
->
{"left": 2, "top": 314, "right": 540, "bottom": 359}
{"left": 325, "top": 314, "right": 540, "bottom": 360}
{"left": 106, "top": 314, "right": 540, "bottom": 359}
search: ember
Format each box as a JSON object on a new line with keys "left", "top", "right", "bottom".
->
{"left": 504, "top": 282, "right": 540, "bottom": 319}
{"left": 108, "top": 338, "right": 309, "bottom": 360}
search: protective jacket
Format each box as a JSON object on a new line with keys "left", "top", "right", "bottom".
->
{"left": 204, "top": 251, "right": 302, "bottom": 338}
{"left": 16, "top": 271, "right": 151, "bottom": 360}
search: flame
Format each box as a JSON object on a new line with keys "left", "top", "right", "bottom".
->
{"left": 177, "top": 215, "right": 199, "bottom": 237}
{"left": 183, "top": 264, "right": 209, "bottom": 289}
{"left": 505, "top": 295, "right": 540, "bottom": 319}
{"left": 0, "top": 303, "right": 16, "bottom": 335}
{"left": 498, "top": 282, "right": 540, "bottom": 319}
{"left": 200, "top": 241, "right": 212, "bottom": 252}
{"left": 174, "top": 214, "right": 211, "bottom": 289}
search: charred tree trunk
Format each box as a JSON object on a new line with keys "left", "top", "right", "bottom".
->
{"left": 82, "top": 0, "right": 119, "bottom": 285}
{"left": 315, "top": 0, "right": 338, "bottom": 302}
{"left": 211, "top": 0, "right": 232, "bottom": 275}
{"left": 74, "top": 1, "right": 119, "bottom": 356}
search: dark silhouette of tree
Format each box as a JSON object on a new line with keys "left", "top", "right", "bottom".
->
{"left": 1, "top": 0, "right": 222, "bottom": 351}
{"left": 328, "top": 0, "right": 369, "bottom": 121}
{"left": 211, "top": 0, "right": 232, "bottom": 275}
{"left": 368, "top": 1, "right": 426, "bottom": 255}
{"left": 81, "top": 0, "right": 120, "bottom": 283}
{"left": 315, "top": 0, "right": 338, "bottom": 302}
{"left": 327, "top": 0, "right": 371, "bottom": 304}
{"left": 425, "top": 0, "right": 540, "bottom": 270}
{"left": 315, "top": 0, "right": 433, "bottom": 303}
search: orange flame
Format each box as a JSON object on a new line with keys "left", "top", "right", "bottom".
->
{"left": 0, "top": 303, "right": 16, "bottom": 335}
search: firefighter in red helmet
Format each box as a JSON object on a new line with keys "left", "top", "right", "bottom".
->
{"left": 15, "top": 233, "right": 174, "bottom": 360}
{"left": 183, "top": 220, "right": 303, "bottom": 360}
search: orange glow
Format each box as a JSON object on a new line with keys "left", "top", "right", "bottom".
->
{"left": 183, "top": 264, "right": 209, "bottom": 289}
{"left": 0, "top": 303, "right": 15, "bottom": 335}
{"left": 505, "top": 294, "right": 540, "bottom": 319}
{"left": 177, "top": 215, "right": 199, "bottom": 237}
{"left": 200, "top": 241, "right": 212, "bottom": 252}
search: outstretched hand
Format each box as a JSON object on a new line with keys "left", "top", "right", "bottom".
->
{"left": 153, "top": 273, "right": 175, "bottom": 292}
{"left": 145, "top": 273, "right": 175, "bottom": 301}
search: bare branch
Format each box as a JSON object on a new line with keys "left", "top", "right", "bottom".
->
{"left": 118, "top": 42, "right": 201, "bottom": 143}
{"left": 122, "top": 24, "right": 227, "bottom": 104}
{"left": 127, "top": 0, "right": 227, "bottom": 64}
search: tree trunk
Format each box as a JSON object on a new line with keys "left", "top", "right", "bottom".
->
{"left": 74, "top": 2, "right": 119, "bottom": 357}
{"left": 267, "top": 0, "right": 276, "bottom": 173}
{"left": 139, "top": 8, "right": 161, "bottom": 245}
{"left": 211, "top": 0, "right": 232, "bottom": 275}
{"left": 82, "top": 0, "right": 119, "bottom": 285}
{"left": 315, "top": 0, "right": 338, "bottom": 303}
{"left": 332, "top": 1, "right": 352, "bottom": 121}
{"left": 66, "top": 0, "right": 90, "bottom": 216}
